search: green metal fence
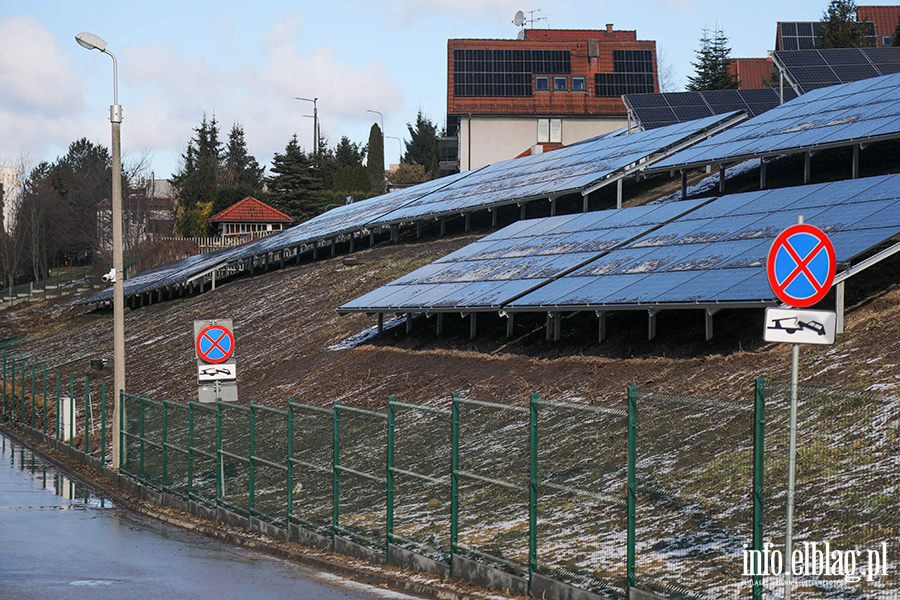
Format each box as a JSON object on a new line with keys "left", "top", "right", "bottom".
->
{"left": 4, "top": 372, "right": 899, "bottom": 599}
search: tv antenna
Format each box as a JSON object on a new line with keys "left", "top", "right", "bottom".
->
{"left": 512, "top": 9, "right": 545, "bottom": 30}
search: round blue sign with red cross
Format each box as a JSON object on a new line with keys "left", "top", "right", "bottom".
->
{"left": 196, "top": 324, "right": 235, "bottom": 364}
{"left": 767, "top": 224, "right": 836, "bottom": 308}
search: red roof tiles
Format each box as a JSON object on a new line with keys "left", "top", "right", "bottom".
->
{"left": 208, "top": 197, "right": 292, "bottom": 224}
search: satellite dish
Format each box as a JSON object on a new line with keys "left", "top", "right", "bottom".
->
{"left": 517, "top": 30, "right": 525, "bottom": 40}
{"left": 513, "top": 10, "right": 525, "bottom": 26}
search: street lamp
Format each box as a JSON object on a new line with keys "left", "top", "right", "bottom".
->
{"left": 385, "top": 135, "right": 403, "bottom": 165}
{"left": 294, "top": 97, "right": 318, "bottom": 155}
{"left": 76, "top": 32, "right": 125, "bottom": 470}
{"left": 366, "top": 109, "right": 384, "bottom": 133}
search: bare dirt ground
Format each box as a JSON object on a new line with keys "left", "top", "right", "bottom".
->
{"left": 2, "top": 213, "right": 900, "bottom": 413}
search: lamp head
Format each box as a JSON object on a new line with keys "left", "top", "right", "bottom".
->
{"left": 75, "top": 32, "right": 108, "bottom": 52}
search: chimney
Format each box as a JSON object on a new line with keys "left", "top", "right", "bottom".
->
{"left": 606, "top": 24, "right": 614, "bottom": 34}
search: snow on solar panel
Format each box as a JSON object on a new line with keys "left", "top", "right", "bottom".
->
{"left": 340, "top": 173, "right": 900, "bottom": 314}
{"left": 652, "top": 72, "right": 900, "bottom": 171}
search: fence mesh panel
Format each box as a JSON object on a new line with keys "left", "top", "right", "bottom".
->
{"left": 537, "top": 398, "right": 628, "bottom": 597}
{"left": 762, "top": 382, "right": 900, "bottom": 599}
{"left": 290, "top": 404, "right": 333, "bottom": 534}
{"left": 391, "top": 402, "right": 452, "bottom": 562}
{"left": 337, "top": 406, "right": 387, "bottom": 549}
{"left": 633, "top": 389, "right": 754, "bottom": 600}
{"left": 457, "top": 397, "right": 530, "bottom": 577}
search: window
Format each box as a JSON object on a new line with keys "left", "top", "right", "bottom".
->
{"left": 535, "top": 76, "right": 549, "bottom": 91}
{"left": 572, "top": 76, "right": 586, "bottom": 91}
{"left": 538, "top": 118, "right": 562, "bottom": 143}
{"left": 554, "top": 76, "right": 567, "bottom": 91}
{"left": 883, "top": 35, "right": 892, "bottom": 46}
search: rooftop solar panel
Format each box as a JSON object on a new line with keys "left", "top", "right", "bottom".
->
{"left": 339, "top": 173, "right": 900, "bottom": 316}
{"left": 651, "top": 72, "right": 900, "bottom": 171}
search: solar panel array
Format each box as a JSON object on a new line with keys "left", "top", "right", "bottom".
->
{"left": 775, "top": 47, "right": 900, "bottom": 93}
{"left": 624, "top": 88, "right": 797, "bottom": 130}
{"left": 650, "top": 72, "right": 900, "bottom": 172}
{"left": 339, "top": 173, "right": 900, "bottom": 314}
{"left": 81, "top": 113, "right": 743, "bottom": 306}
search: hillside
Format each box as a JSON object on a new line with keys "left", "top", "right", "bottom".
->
{"left": 2, "top": 218, "right": 900, "bottom": 410}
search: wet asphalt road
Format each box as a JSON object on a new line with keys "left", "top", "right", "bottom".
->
{"left": 0, "top": 432, "right": 414, "bottom": 600}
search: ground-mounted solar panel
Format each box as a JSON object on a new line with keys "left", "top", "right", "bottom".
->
{"left": 624, "top": 89, "right": 794, "bottom": 130}
{"left": 364, "top": 113, "right": 742, "bottom": 227}
{"left": 340, "top": 173, "right": 900, "bottom": 318}
{"left": 775, "top": 47, "right": 900, "bottom": 93}
{"left": 650, "top": 72, "right": 900, "bottom": 172}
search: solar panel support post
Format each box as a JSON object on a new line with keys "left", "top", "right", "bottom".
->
{"left": 377, "top": 313, "right": 384, "bottom": 336}
{"left": 370, "top": 230, "right": 375, "bottom": 247}
{"left": 617, "top": 179, "right": 623, "bottom": 210}
{"left": 440, "top": 217, "right": 446, "bottom": 237}
{"left": 406, "top": 313, "right": 412, "bottom": 334}
{"left": 550, "top": 198, "right": 556, "bottom": 217}
{"left": 803, "top": 152, "right": 811, "bottom": 184}
{"left": 718, "top": 165, "right": 726, "bottom": 193}
{"left": 331, "top": 238, "right": 336, "bottom": 257}
{"left": 595, "top": 311, "right": 607, "bottom": 343}
{"left": 705, "top": 308, "right": 721, "bottom": 341}
{"left": 852, "top": 144, "right": 859, "bottom": 179}
{"left": 680, "top": 170, "right": 687, "bottom": 200}
{"left": 436, "top": 312, "right": 444, "bottom": 335}
{"left": 416, "top": 222, "right": 422, "bottom": 238}
{"left": 836, "top": 281, "right": 845, "bottom": 334}
{"left": 582, "top": 194, "right": 589, "bottom": 213}
{"left": 491, "top": 209, "right": 497, "bottom": 227}
{"left": 520, "top": 202, "right": 527, "bottom": 220}
{"left": 212, "top": 269, "right": 216, "bottom": 291}
{"left": 465, "top": 212, "right": 471, "bottom": 232}
{"left": 505, "top": 313, "right": 514, "bottom": 338}
{"left": 760, "top": 158, "right": 767, "bottom": 190}
{"left": 648, "top": 310, "right": 659, "bottom": 340}
{"left": 469, "top": 313, "right": 477, "bottom": 339}
{"left": 350, "top": 235, "right": 355, "bottom": 253}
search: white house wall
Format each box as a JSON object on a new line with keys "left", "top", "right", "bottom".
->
{"left": 458, "top": 115, "right": 627, "bottom": 171}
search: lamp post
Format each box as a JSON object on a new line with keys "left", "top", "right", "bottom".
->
{"left": 294, "top": 97, "right": 318, "bottom": 155}
{"left": 366, "top": 110, "right": 385, "bottom": 174}
{"left": 76, "top": 32, "right": 125, "bottom": 469}
{"left": 385, "top": 135, "right": 403, "bottom": 165}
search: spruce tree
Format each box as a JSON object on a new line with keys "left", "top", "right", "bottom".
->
{"left": 172, "top": 114, "right": 222, "bottom": 236}
{"left": 818, "top": 0, "right": 868, "bottom": 48}
{"left": 686, "top": 27, "right": 739, "bottom": 91}
{"left": 266, "top": 135, "right": 324, "bottom": 222}
{"left": 402, "top": 109, "right": 439, "bottom": 168}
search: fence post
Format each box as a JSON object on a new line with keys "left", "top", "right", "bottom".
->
{"left": 2, "top": 353, "right": 6, "bottom": 423}
{"left": 139, "top": 395, "right": 146, "bottom": 482}
{"left": 68, "top": 374, "right": 74, "bottom": 444}
{"left": 101, "top": 382, "right": 106, "bottom": 467}
{"left": 162, "top": 397, "right": 169, "bottom": 492}
{"left": 287, "top": 400, "right": 294, "bottom": 524}
{"left": 450, "top": 392, "right": 460, "bottom": 576}
{"left": 42, "top": 366, "right": 47, "bottom": 435}
{"left": 332, "top": 399, "right": 341, "bottom": 545}
{"left": 55, "top": 369, "right": 60, "bottom": 441}
{"left": 753, "top": 378, "right": 766, "bottom": 600}
{"left": 216, "top": 400, "right": 223, "bottom": 505}
{"left": 188, "top": 401, "right": 194, "bottom": 500}
{"left": 83, "top": 376, "right": 89, "bottom": 454}
{"left": 529, "top": 392, "right": 538, "bottom": 593}
{"left": 249, "top": 400, "right": 256, "bottom": 517}
{"left": 386, "top": 396, "right": 395, "bottom": 551}
{"left": 31, "top": 364, "right": 36, "bottom": 428}
{"left": 627, "top": 386, "right": 637, "bottom": 594}
{"left": 118, "top": 389, "right": 124, "bottom": 470}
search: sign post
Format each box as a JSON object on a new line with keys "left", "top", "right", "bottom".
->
{"left": 194, "top": 319, "right": 238, "bottom": 403}
{"left": 765, "top": 217, "right": 836, "bottom": 600}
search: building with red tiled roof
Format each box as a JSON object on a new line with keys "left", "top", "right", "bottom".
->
{"left": 446, "top": 25, "right": 658, "bottom": 171}
{"left": 207, "top": 197, "right": 292, "bottom": 239}
{"left": 857, "top": 5, "right": 900, "bottom": 46}
{"left": 730, "top": 58, "right": 776, "bottom": 90}
{"left": 774, "top": 6, "right": 899, "bottom": 51}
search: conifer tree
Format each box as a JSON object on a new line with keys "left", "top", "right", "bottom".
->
{"left": 367, "top": 124, "right": 385, "bottom": 194}
{"left": 818, "top": 0, "right": 868, "bottom": 48}
{"left": 686, "top": 27, "right": 739, "bottom": 91}
{"left": 265, "top": 135, "right": 324, "bottom": 222}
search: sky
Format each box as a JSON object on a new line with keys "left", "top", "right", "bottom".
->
{"left": 2, "top": 0, "right": 899, "bottom": 181}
